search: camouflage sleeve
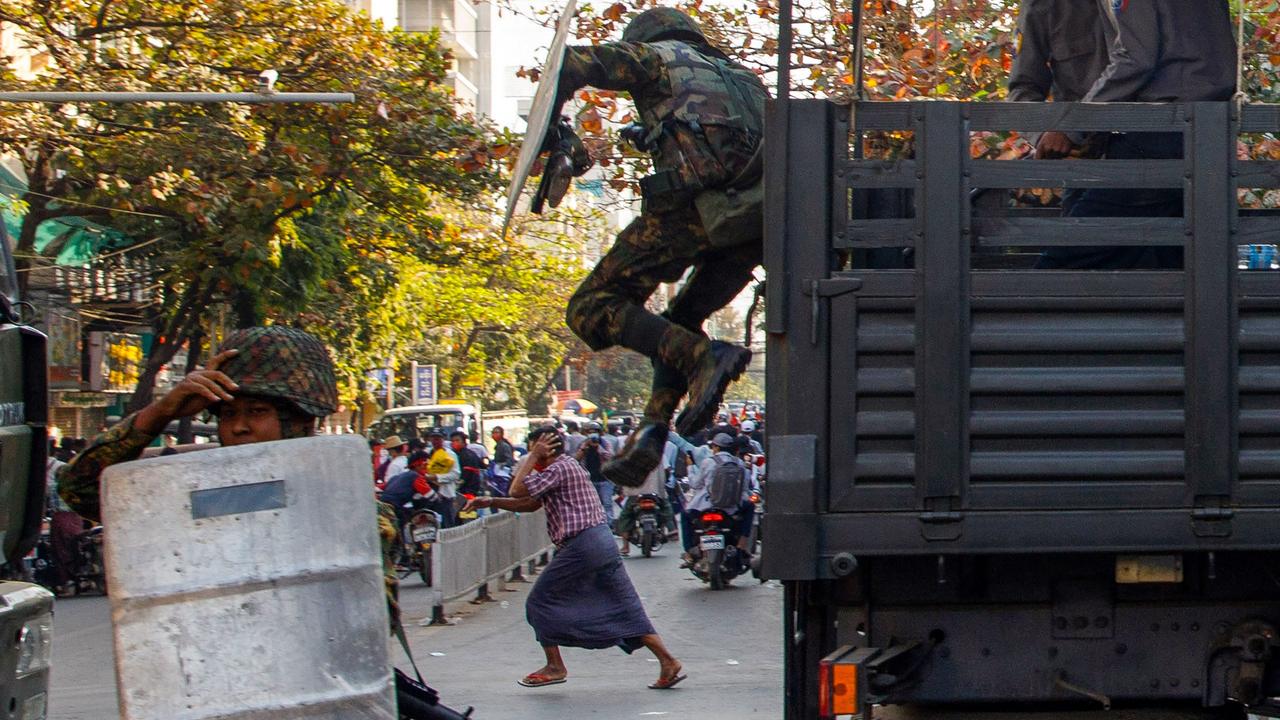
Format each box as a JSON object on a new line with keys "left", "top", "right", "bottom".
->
{"left": 57, "top": 413, "right": 157, "bottom": 523}
{"left": 560, "top": 41, "right": 666, "bottom": 99}
{"left": 377, "top": 499, "right": 402, "bottom": 633}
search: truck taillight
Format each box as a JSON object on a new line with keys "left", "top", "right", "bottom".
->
{"left": 818, "top": 645, "right": 866, "bottom": 719}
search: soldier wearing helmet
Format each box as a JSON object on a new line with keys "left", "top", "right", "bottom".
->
{"left": 557, "top": 7, "right": 769, "bottom": 488}
{"left": 60, "top": 327, "right": 344, "bottom": 514}
{"left": 57, "top": 327, "right": 402, "bottom": 625}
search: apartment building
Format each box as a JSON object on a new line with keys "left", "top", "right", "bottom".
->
{"left": 345, "top": 0, "right": 494, "bottom": 114}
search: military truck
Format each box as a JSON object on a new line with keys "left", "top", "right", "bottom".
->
{"left": 761, "top": 6, "right": 1280, "bottom": 720}
{"left": 0, "top": 223, "right": 55, "bottom": 719}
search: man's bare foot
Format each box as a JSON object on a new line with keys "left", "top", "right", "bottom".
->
{"left": 649, "top": 660, "right": 686, "bottom": 690}
{"left": 518, "top": 665, "right": 568, "bottom": 687}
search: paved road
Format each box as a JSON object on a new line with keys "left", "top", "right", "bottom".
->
{"left": 48, "top": 593, "right": 118, "bottom": 720}
{"left": 45, "top": 551, "right": 1237, "bottom": 720}
{"left": 47, "top": 545, "right": 784, "bottom": 719}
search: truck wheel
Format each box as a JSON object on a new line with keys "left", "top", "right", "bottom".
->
{"left": 641, "top": 530, "right": 654, "bottom": 558}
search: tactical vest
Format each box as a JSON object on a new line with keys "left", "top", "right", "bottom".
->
{"left": 640, "top": 40, "right": 767, "bottom": 170}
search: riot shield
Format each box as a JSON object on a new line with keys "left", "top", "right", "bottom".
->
{"left": 500, "top": 0, "right": 578, "bottom": 239}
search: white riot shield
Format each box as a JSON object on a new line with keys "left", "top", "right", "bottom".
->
{"left": 102, "top": 435, "right": 395, "bottom": 720}
{"left": 500, "top": 0, "right": 579, "bottom": 239}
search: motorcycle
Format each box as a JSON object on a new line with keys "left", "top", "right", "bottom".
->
{"left": 690, "top": 508, "right": 751, "bottom": 590}
{"left": 627, "top": 494, "right": 667, "bottom": 558}
{"left": 32, "top": 513, "right": 107, "bottom": 595}
{"left": 395, "top": 501, "right": 440, "bottom": 586}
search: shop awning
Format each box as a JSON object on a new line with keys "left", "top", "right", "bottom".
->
{"left": 0, "top": 163, "right": 136, "bottom": 266}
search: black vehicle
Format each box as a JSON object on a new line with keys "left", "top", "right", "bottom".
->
{"left": 764, "top": 7, "right": 1280, "bottom": 718}
{"left": 627, "top": 493, "right": 667, "bottom": 558}
{"left": 689, "top": 508, "right": 750, "bottom": 590}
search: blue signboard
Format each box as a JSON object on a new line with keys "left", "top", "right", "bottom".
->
{"left": 415, "top": 364, "right": 437, "bottom": 405}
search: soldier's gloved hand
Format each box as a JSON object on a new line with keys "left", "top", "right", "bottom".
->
{"left": 566, "top": 131, "right": 594, "bottom": 176}
{"left": 539, "top": 117, "right": 571, "bottom": 154}
{"left": 621, "top": 123, "right": 650, "bottom": 153}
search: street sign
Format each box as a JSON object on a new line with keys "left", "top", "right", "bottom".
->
{"left": 500, "top": 0, "right": 578, "bottom": 239}
{"left": 414, "top": 364, "right": 438, "bottom": 406}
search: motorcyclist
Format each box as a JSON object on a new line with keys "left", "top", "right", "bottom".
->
{"left": 423, "top": 429, "right": 461, "bottom": 526}
{"left": 731, "top": 434, "right": 761, "bottom": 555}
{"left": 680, "top": 432, "right": 746, "bottom": 566}
{"left": 615, "top": 462, "right": 676, "bottom": 556}
{"left": 738, "top": 420, "right": 763, "bottom": 454}
{"left": 382, "top": 450, "right": 433, "bottom": 530}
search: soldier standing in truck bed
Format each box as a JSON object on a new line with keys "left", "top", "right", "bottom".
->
{"left": 1037, "top": 0, "right": 1237, "bottom": 270}
{"left": 1007, "top": 0, "right": 1113, "bottom": 161}
{"left": 558, "top": 8, "right": 769, "bottom": 487}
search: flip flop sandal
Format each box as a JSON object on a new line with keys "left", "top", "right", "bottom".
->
{"left": 619, "top": 548, "right": 631, "bottom": 556}
{"left": 518, "top": 673, "right": 567, "bottom": 688}
{"left": 648, "top": 673, "right": 688, "bottom": 690}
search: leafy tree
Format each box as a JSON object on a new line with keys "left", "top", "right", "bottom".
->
{"left": 0, "top": 0, "right": 500, "bottom": 410}
{"left": 584, "top": 347, "right": 651, "bottom": 414}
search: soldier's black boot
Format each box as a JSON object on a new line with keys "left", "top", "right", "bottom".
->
{"left": 603, "top": 422, "right": 669, "bottom": 488}
{"left": 672, "top": 339, "right": 752, "bottom": 437}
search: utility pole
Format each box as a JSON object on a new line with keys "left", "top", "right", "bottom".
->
{"left": 0, "top": 92, "right": 353, "bottom": 104}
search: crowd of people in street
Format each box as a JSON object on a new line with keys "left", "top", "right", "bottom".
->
{"left": 366, "top": 407, "right": 766, "bottom": 571}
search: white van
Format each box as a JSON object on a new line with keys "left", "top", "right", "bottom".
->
{"left": 368, "top": 404, "right": 529, "bottom": 449}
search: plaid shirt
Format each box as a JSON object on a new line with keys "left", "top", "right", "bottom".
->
{"left": 524, "top": 454, "right": 606, "bottom": 546}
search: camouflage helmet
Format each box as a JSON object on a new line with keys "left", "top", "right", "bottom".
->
{"left": 214, "top": 326, "right": 338, "bottom": 418}
{"left": 622, "top": 8, "right": 706, "bottom": 45}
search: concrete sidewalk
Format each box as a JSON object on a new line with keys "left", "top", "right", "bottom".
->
{"left": 395, "top": 547, "right": 785, "bottom": 719}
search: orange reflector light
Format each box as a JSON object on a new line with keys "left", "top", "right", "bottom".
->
{"left": 818, "top": 645, "right": 868, "bottom": 719}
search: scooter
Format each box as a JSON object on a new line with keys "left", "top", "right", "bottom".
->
{"left": 690, "top": 508, "right": 751, "bottom": 590}
{"left": 627, "top": 494, "right": 667, "bottom": 558}
{"left": 392, "top": 499, "right": 440, "bottom": 585}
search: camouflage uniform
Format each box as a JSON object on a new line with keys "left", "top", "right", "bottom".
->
{"left": 58, "top": 328, "right": 402, "bottom": 630}
{"left": 560, "top": 10, "right": 766, "bottom": 435}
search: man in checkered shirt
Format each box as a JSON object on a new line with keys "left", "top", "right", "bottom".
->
{"left": 464, "top": 425, "right": 685, "bottom": 690}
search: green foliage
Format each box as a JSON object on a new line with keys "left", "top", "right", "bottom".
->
{"left": 584, "top": 347, "right": 652, "bottom": 414}
{"left": 0, "top": 0, "right": 552, "bottom": 409}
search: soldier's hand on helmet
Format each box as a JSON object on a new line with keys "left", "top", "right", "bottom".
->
{"left": 1035, "top": 131, "right": 1076, "bottom": 160}
{"left": 153, "top": 349, "right": 241, "bottom": 419}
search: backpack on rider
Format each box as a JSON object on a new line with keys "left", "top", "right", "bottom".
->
{"left": 708, "top": 454, "right": 747, "bottom": 511}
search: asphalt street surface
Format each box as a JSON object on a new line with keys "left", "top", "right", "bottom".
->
{"left": 47, "top": 542, "right": 784, "bottom": 719}
{"left": 47, "top": 547, "right": 1239, "bottom": 720}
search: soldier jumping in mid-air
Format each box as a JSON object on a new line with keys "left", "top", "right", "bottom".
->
{"left": 554, "top": 7, "right": 768, "bottom": 487}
